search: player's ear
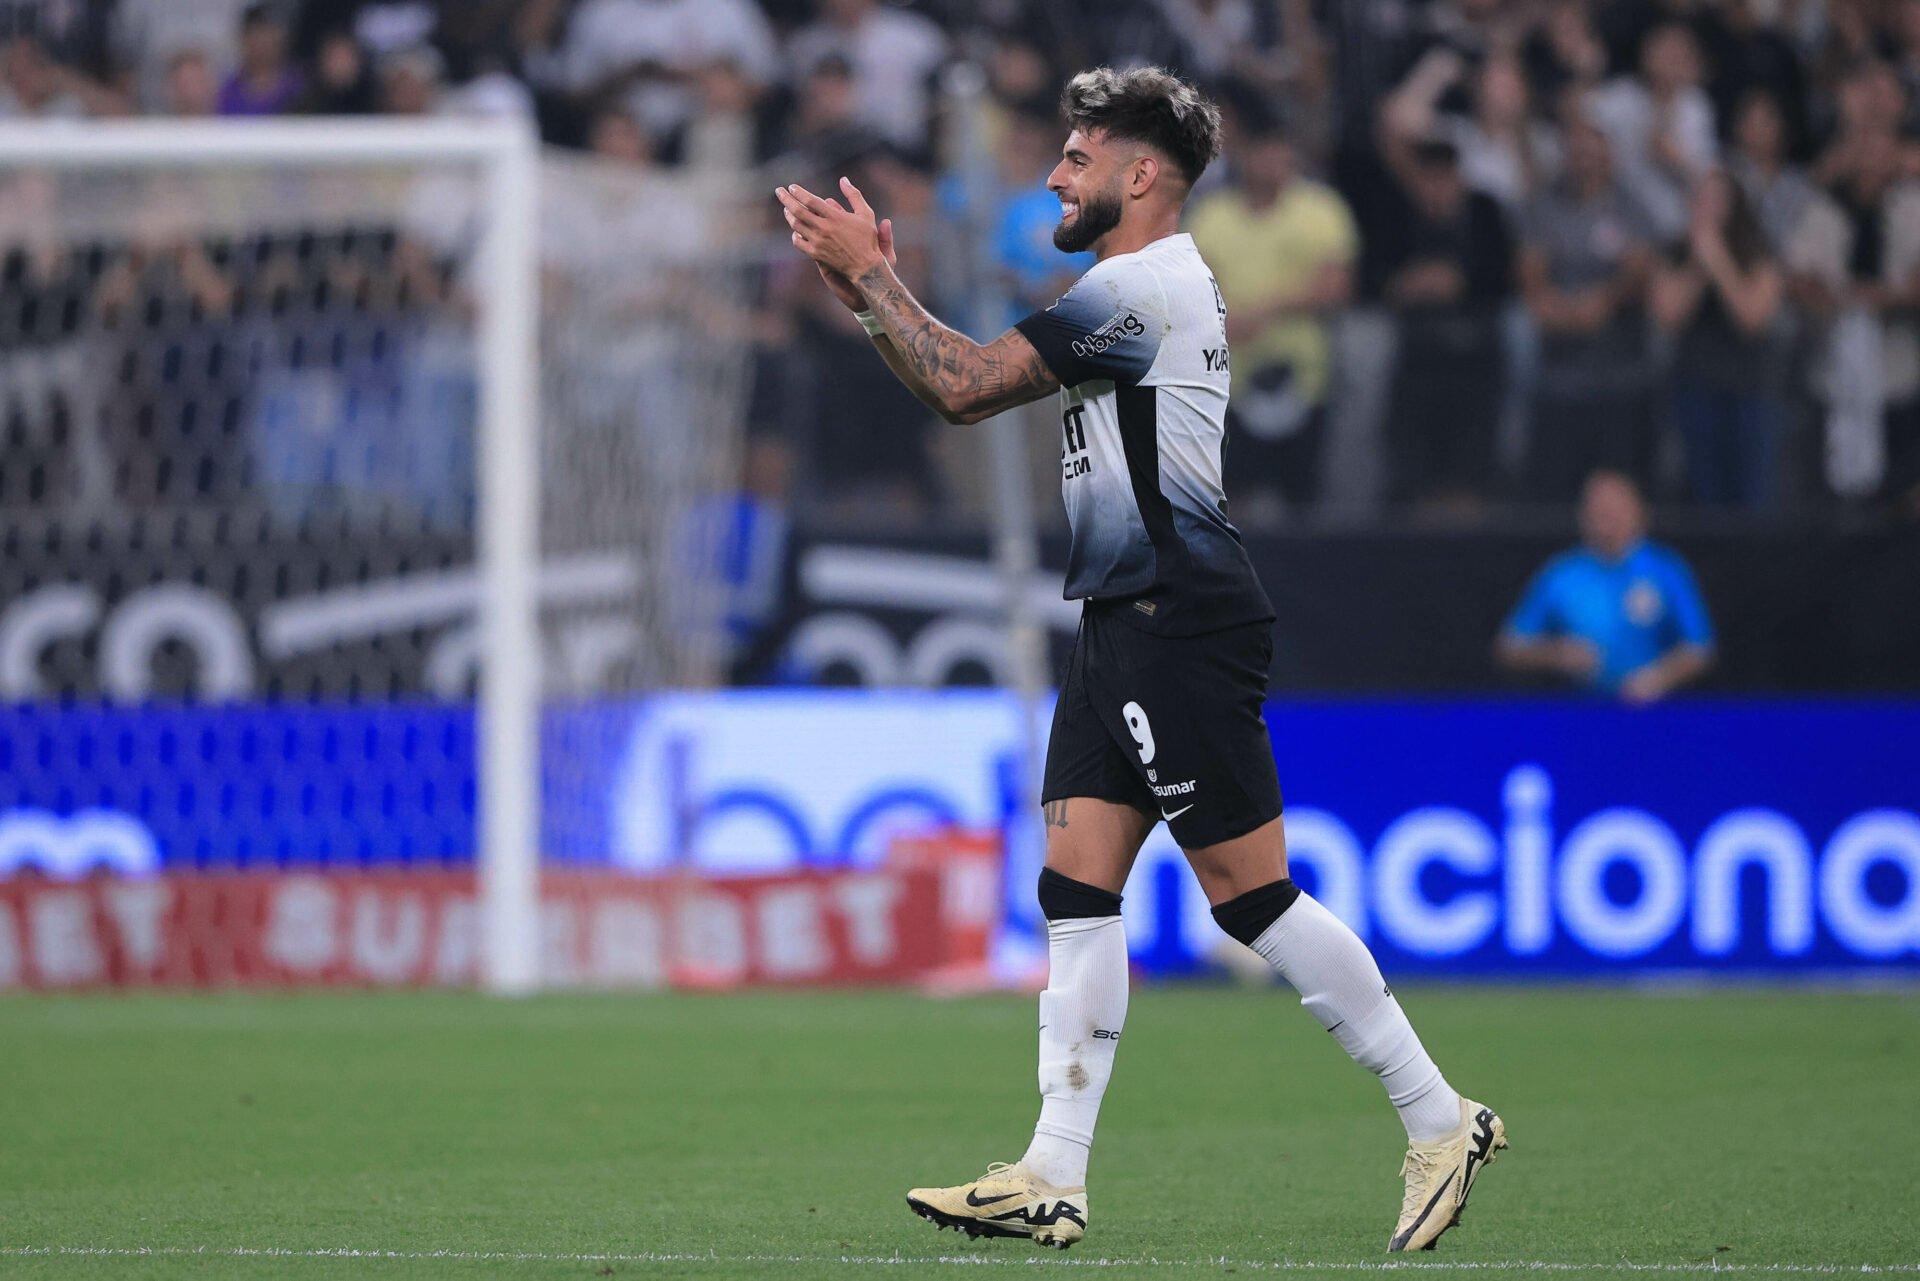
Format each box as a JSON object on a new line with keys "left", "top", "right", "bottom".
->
{"left": 1128, "top": 154, "right": 1159, "bottom": 199}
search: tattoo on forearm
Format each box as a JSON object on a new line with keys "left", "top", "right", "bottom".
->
{"left": 1044, "top": 800, "right": 1069, "bottom": 829}
{"left": 856, "top": 264, "right": 1056, "bottom": 415}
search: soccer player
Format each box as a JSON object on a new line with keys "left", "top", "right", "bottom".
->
{"left": 776, "top": 66, "right": 1506, "bottom": 1254}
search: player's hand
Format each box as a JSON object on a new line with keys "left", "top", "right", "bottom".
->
{"left": 816, "top": 216, "right": 896, "bottom": 312}
{"left": 776, "top": 177, "right": 885, "bottom": 283}
{"left": 1618, "top": 663, "right": 1669, "bottom": 705}
{"left": 1554, "top": 637, "right": 1602, "bottom": 681}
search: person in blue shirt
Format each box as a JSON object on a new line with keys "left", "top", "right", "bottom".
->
{"left": 1497, "top": 470, "right": 1716, "bottom": 701}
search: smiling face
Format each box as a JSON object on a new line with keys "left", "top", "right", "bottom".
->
{"left": 1046, "top": 127, "right": 1136, "bottom": 253}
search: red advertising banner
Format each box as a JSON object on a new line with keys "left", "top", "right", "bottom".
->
{"left": 0, "top": 866, "right": 950, "bottom": 990}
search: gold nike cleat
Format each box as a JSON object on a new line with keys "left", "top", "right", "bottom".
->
{"left": 905, "top": 1161, "right": 1088, "bottom": 1249}
{"left": 1387, "top": 1098, "right": 1509, "bottom": 1253}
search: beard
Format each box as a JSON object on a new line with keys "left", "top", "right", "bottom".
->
{"left": 1053, "top": 187, "right": 1123, "bottom": 253}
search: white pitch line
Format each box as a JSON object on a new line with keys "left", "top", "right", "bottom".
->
{"left": 1, "top": 1247, "right": 1917, "bottom": 1273}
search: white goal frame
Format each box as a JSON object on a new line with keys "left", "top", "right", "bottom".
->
{"left": 0, "top": 118, "right": 544, "bottom": 995}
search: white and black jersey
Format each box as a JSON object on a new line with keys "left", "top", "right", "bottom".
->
{"left": 1014, "top": 232, "right": 1273, "bottom": 636}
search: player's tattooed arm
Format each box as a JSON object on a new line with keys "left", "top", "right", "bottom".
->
{"left": 854, "top": 264, "right": 1059, "bottom": 425}
{"left": 776, "top": 178, "right": 1059, "bottom": 424}
{"left": 867, "top": 332, "right": 975, "bottom": 422}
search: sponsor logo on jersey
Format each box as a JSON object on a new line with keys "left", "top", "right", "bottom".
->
{"left": 1069, "top": 312, "right": 1145, "bottom": 360}
{"left": 1625, "top": 579, "right": 1663, "bottom": 625}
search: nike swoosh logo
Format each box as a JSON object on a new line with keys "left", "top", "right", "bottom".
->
{"left": 1160, "top": 804, "right": 1194, "bottom": 821}
{"left": 965, "top": 1190, "right": 1019, "bottom": 1207}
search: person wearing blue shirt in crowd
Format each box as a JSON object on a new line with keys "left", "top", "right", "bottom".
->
{"left": 937, "top": 108, "right": 1094, "bottom": 332}
{"left": 1497, "top": 471, "right": 1716, "bottom": 701}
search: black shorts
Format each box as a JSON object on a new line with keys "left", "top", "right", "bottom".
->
{"left": 1041, "top": 604, "right": 1283, "bottom": 849}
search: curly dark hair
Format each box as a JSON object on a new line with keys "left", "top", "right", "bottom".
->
{"left": 1059, "top": 66, "right": 1224, "bottom": 185}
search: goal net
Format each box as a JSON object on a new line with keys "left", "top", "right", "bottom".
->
{"left": 0, "top": 121, "right": 755, "bottom": 991}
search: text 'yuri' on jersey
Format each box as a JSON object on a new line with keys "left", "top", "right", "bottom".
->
{"left": 1014, "top": 233, "right": 1273, "bottom": 636}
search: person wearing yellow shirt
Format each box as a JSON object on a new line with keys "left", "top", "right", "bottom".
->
{"left": 1188, "top": 123, "right": 1357, "bottom": 521}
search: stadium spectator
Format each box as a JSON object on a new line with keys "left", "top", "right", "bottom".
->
{"left": 1651, "top": 169, "right": 1787, "bottom": 508}
{"left": 706, "top": 433, "right": 797, "bottom": 684}
{"left": 163, "top": 48, "right": 222, "bottom": 117}
{"left": 377, "top": 43, "right": 441, "bottom": 116}
{"left": 218, "top": 4, "right": 303, "bottom": 117}
{"left": 297, "top": 29, "right": 378, "bottom": 115}
{"left": 1377, "top": 137, "right": 1513, "bottom": 514}
{"left": 1693, "top": 0, "right": 1810, "bottom": 159}
{"left": 0, "top": 170, "right": 94, "bottom": 508}
{"left": 432, "top": 1, "right": 530, "bottom": 86}
{"left": 500, "top": 0, "right": 576, "bottom": 111}
{"left": 1789, "top": 129, "right": 1920, "bottom": 500}
{"left": 1384, "top": 47, "right": 1562, "bottom": 216}
{"left": 678, "top": 56, "right": 767, "bottom": 176}
{"left": 0, "top": 0, "right": 1913, "bottom": 528}
{"left": 1152, "top": 0, "right": 1292, "bottom": 94}
{"left": 940, "top": 105, "right": 1094, "bottom": 333}
{"left": 290, "top": 1, "right": 436, "bottom": 65}
{"left": 1812, "top": 61, "right": 1909, "bottom": 193}
{"left": 439, "top": 53, "right": 538, "bottom": 124}
{"left": 1188, "top": 121, "right": 1356, "bottom": 520}
{"left": 1585, "top": 22, "right": 1718, "bottom": 244}
{"left": 1728, "top": 89, "right": 1818, "bottom": 251}
{"left": 1005, "top": 0, "right": 1192, "bottom": 92}
{"left": 1497, "top": 470, "right": 1715, "bottom": 701}
{"left": 1461, "top": 52, "right": 1562, "bottom": 214}
{"left": 1807, "top": 0, "right": 1888, "bottom": 115}
{"left": 563, "top": 0, "right": 778, "bottom": 142}
{"left": 786, "top": 0, "right": 946, "bottom": 158}
{"left": 1518, "top": 116, "right": 1657, "bottom": 501}
{"left": 774, "top": 53, "right": 882, "bottom": 182}
{"left": 0, "top": 35, "right": 89, "bottom": 118}
{"left": 0, "top": 0, "right": 115, "bottom": 87}
{"left": 111, "top": 0, "right": 253, "bottom": 113}
{"left": 1896, "top": 0, "right": 1920, "bottom": 136}
{"left": 980, "top": 31, "right": 1052, "bottom": 114}
{"left": 1522, "top": 0, "right": 1609, "bottom": 116}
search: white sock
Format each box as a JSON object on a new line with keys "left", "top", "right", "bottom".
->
{"left": 1248, "top": 892, "right": 1462, "bottom": 1143}
{"left": 1020, "top": 913, "right": 1128, "bottom": 1188}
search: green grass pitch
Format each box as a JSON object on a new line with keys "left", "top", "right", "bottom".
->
{"left": 1, "top": 985, "right": 1914, "bottom": 1278}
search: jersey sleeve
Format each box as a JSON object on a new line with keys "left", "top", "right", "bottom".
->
{"left": 1503, "top": 563, "right": 1563, "bottom": 640}
{"left": 1662, "top": 554, "right": 1715, "bottom": 648}
{"left": 1013, "top": 258, "right": 1165, "bottom": 388}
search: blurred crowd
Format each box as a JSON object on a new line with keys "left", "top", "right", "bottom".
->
{"left": 2, "top": 0, "right": 1920, "bottom": 527}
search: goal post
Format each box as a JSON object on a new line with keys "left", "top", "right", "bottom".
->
{"left": 0, "top": 118, "right": 542, "bottom": 993}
